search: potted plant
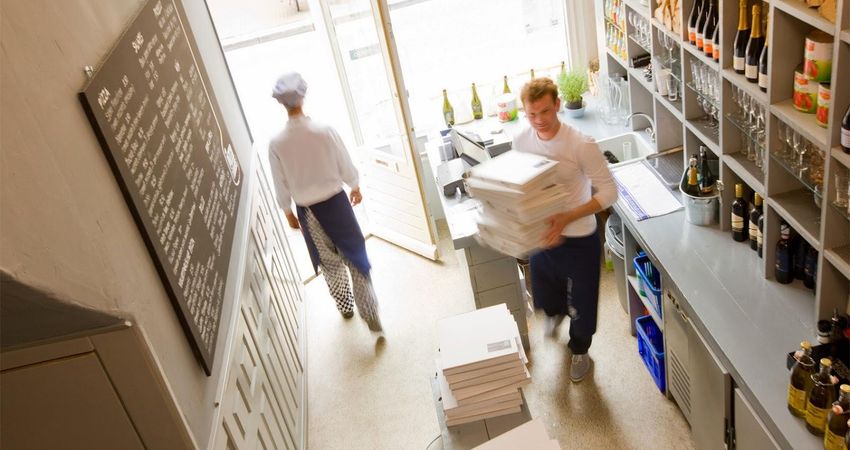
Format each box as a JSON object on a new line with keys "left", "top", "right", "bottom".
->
{"left": 558, "top": 69, "right": 588, "bottom": 118}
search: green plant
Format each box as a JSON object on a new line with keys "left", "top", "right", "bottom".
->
{"left": 558, "top": 69, "right": 588, "bottom": 106}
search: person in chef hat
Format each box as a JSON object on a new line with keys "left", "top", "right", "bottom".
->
{"left": 268, "top": 72, "right": 383, "bottom": 335}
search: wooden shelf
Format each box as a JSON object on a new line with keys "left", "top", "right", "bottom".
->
{"left": 607, "top": 48, "right": 629, "bottom": 70}
{"left": 722, "top": 153, "right": 766, "bottom": 196}
{"left": 771, "top": 99, "right": 830, "bottom": 151}
{"left": 628, "top": 275, "right": 662, "bottom": 329}
{"left": 842, "top": 30, "right": 850, "bottom": 45}
{"left": 767, "top": 190, "right": 822, "bottom": 250}
{"left": 683, "top": 43, "right": 720, "bottom": 72}
{"left": 772, "top": 0, "right": 838, "bottom": 35}
{"left": 824, "top": 245, "right": 850, "bottom": 281}
{"left": 721, "top": 68, "right": 768, "bottom": 106}
{"left": 832, "top": 147, "right": 850, "bottom": 170}
{"left": 629, "top": 34, "right": 652, "bottom": 55}
{"left": 623, "top": 0, "right": 650, "bottom": 19}
{"left": 655, "top": 92, "right": 684, "bottom": 122}
{"left": 685, "top": 120, "right": 720, "bottom": 156}
{"left": 651, "top": 19, "right": 683, "bottom": 44}
{"left": 628, "top": 66, "right": 655, "bottom": 94}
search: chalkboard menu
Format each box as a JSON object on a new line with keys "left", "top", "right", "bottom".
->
{"left": 80, "top": 0, "right": 243, "bottom": 375}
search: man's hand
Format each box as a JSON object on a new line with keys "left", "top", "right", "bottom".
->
{"left": 350, "top": 187, "right": 362, "bottom": 206}
{"left": 542, "top": 212, "right": 574, "bottom": 248}
{"left": 285, "top": 211, "right": 300, "bottom": 230}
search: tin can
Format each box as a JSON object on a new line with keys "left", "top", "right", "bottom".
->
{"left": 793, "top": 65, "right": 818, "bottom": 114}
{"left": 816, "top": 83, "right": 830, "bottom": 127}
{"left": 804, "top": 30, "right": 833, "bottom": 83}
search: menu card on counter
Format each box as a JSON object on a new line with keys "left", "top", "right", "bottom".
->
{"left": 79, "top": 0, "right": 243, "bottom": 375}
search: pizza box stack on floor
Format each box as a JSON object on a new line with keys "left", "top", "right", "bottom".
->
{"left": 436, "top": 304, "right": 531, "bottom": 426}
{"left": 472, "top": 418, "right": 562, "bottom": 450}
{"left": 465, "top": 150, "right": 564, "bottom": 259}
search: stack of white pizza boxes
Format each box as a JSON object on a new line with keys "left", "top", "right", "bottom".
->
{"left": 465, "top": 150, "right": 565, "bottom": 258}
{"left": 436, "top": 304, "right": 530, "bottom": 427}
{"left": 472, "top": 419, "right": 562, "bottom": 450}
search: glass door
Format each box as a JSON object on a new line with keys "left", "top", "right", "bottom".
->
{"left": 319, "top": 0, "right": 439, "bottom": 260}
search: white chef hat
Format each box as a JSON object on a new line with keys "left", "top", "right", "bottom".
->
{"left": 272, "top": 72, "right": 308, "bottom": 108}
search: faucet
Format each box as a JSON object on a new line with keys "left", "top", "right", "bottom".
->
{"left": 626, "top": 112, "right": 656, "bottom": 143}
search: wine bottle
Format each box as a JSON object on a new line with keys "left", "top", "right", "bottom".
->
{"left": 841, "top": 106, "right": 850, "bottom": 154}
{"left": 733, "top": 0, "right": 750, "bottom": 74}
{"left": 530, "top": 69, "right": 536, "bottom": 79}
{"left": 824, "top": 385, "right": 850, "bottom": 450}
{"left": 804, "top": 246, "right": 818, "bottom": 290}
{"left": 471, "top": 83, "right": 483, "bottom": 120}
{"left": 503, "top": 76, "right": 511, "bottom": 94}
{"left": 732, "top": 183, "right": 749, "bottom": 242}
{"left": 696, "top": 0, "right": 709, "bottom": 51}
{"left": 749, "top": 193, "right": 763, "bottom": 252}
{"left": 560, "top": 61, "right": 567, "bottom": 82}
{"left": 806, "top": 358, "right": 836, "bottom": 436}
{"left": 688, "top": 0, "right": 702, "bottom": 46}
{"left": 776, "top": 222, "right": 794, "bottom": 283}
{"left": 712, "top": 22, "right": 720, "bottom": 62}
{"left": 698, "top": 147, "right": 715, "bottom": 194}
{"left": 757, "top": 214, "right": 765, "bottom": 257}
{"left": 702, "top": 0, "right": 718, "bottom": 58}
{"left": 745, "top": 4, "right": 764, "bottom": 83}
{"left": 795, "top": 237, "right": 809, "bottom": 281}
{"left": 758, "top": 27, "right": 769, "bottom": 92}
{"left": 685, "top": 164, "right": 701, "bottom": 197}
{"left": 788, "top": 341, "right": 816, "bottom": 417}
{"left": 442, "top": 89, "right": 454, "bottom": 127}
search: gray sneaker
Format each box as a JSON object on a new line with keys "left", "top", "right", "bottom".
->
{"left": 570, "top": 354, "right": 591, "bottom": 382}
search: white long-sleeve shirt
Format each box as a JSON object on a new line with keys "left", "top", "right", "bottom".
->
{"left": 268, "top": 116, "right": 359, "bottom": 212}
{"left": 512, "top": 121, "right": 618, "bottom": 237}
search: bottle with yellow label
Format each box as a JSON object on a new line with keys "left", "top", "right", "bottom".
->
{"left": 807, "top": 358, "right": 837, "bottom": 435}
{"left": 824, "top": 384, "right": 850, "bottom": 450}
{"left": 789, "top": 341, "right": 816, "bottom": 417}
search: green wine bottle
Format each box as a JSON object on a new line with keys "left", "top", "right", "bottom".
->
{"left": 471, "top": 83, "right": 483, "bottom": 120}
{"left": 442, "top": 89, "right": 454, "bottom": 127}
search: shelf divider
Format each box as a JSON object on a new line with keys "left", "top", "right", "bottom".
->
{"left": 685, "top": 120, "right": 720, "bottom": 156}
{"left": 721, "top": 68, "right": 768, "bottom": 106}
{"left": 722, "top": 153, "right": 766, "bottom": 196}
{"left": 824, "top": 245, "right": 850, "bottom": 281}
{"left": 771, "top": 99, "right": 830, "bottom": 151}
{"left": 766, "top": 190, "right": 823, "bottom": 250}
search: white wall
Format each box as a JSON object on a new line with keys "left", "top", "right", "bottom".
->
{"left": 0, "top": 0, "right": 254, "bottom": 447}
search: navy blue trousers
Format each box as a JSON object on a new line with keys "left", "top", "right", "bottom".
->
{"left": 530, "top": 231, "right": 601, "bottom": 354}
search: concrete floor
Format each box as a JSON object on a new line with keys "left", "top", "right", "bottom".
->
{"left": 304, "top": 224, "right": 696, "bottom": 449}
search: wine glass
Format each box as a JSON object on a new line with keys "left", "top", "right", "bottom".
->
{"left": 784, "top": 124, "right": 796, "bottom": 165}
{"left": 791, "top": 131, "right": 803, "bottom": 171}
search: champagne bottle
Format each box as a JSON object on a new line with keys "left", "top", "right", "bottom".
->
{"left": 824, "top": 385, "right": 850, "bottom": 450}
{"left": 749, "top": 193, "right": 763, "bottom": 251}
{"left": 696, "top": 0, "right": 709, "bottom": 51}
{"left": 732, "top": 183, "right": 749, "bottom": 242}
{"left": 702, "top": 0, "right": 718, "bottom": 58}
{"left": 442, "top": 89, "right": 454, "bottom": 127}
{"left": 733, "top": 0, "right": 750, "bottom": 74}
{"left": 745, "top": 4, "right": 764, "bottom": 83}
{"left": 698, "top": 147, "right": 715, "bottom": 194}
{"left": 757, "top": 214, "right": 765, "bottom": 257}
{"left": 788, "top": 341, "right": 816, "bottom": 417}
{"left": 776, "top": 222, "right": 794, "bottom": 283}
{"left": 841, "top": 106, "right": 850, "bottom": 154}
{"left": 688, "top": 0, "right": 702, "bottom": 46}
{"left": 712, "top": 22, "right": 720, "bottom": 62}
{"left": 807, "top": 358, "right": 836, "bottom": 436}
{"left": 758, "top": 27, "right": 769, "bottom": 92}
{"left": 471, "top": 83, "right": 483, "bottom": 120}
{"left": 685, "top": 164, "right": 701, "bottom": 197}
{"left": 503, "top": 76, "right": 511, "bottom": 94}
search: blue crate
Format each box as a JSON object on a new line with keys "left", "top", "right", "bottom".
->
{"left": 636, "top": 315, "right": 666, "bottom": 393}
{"left": 633, "top": 254, "right": 662, "bottom": 318}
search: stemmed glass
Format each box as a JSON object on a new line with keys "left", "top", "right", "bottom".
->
{"left": 791, "top": 131, "right": 803, "bottom": 171}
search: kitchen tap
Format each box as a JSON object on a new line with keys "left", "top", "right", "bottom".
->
{"left": 626, "top": 112, "right": 656, "bottom": 143}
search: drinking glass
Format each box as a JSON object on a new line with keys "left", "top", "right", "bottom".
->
{"left": 667, "top": 77, "right": 679, "bottom": 102}
{"left": 833, "top": 172, "right": 849, "bottom": 209}
{"left": 784, "top": 125, "right": 796, "bottom": 165}
{"left": 623, "top": 141, "right": 634, "bottom": 160}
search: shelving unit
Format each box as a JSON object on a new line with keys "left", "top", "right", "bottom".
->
{"left": 597, "top": 0, "right": 850, "bottom": 322}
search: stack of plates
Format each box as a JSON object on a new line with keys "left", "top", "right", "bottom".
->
{"left": 466, "top": 150, "right": 564, "bottom": 258}
{"left": 436, "top": 304, "right": 530, "bottom": 427}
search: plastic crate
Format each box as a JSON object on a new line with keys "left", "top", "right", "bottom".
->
{"left": 633, "top": 254, "right": 662, "bottom": 318}
{"left": 636, "top": 315, "right": 666, "bottom": 393}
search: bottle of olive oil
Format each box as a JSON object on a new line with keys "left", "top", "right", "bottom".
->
{"left": 442, "top": 89, "right": 454, "bottom": 127}
{"left": 807, "top": 358, "right": 837, "bottom": 435}
{"left": 788, "top": 341, "right": 816, "bottom": 417}
{"left": 824, "top": 385, "right": 850, "bottom": 450}
{"left": 471, "top": 83, "right": 483, "bottom": 120}
{"left": 502, "top": 76, "right": 511, "bottom": 94}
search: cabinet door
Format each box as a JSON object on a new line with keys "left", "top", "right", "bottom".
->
{"left": 690, "top": 323, "right": 732, "bottom": 450}
{"left": 733, "top": 388, "right": 780, "bottom": 450}
{"left": 664, "top": 287, "right": 692, "bottom": 423}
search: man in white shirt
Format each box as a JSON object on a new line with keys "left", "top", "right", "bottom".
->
{"left": 268, "top": 72, "right": 382, "bottom": 333}
{"left": 514, "top": 77, "right": 618, "bottom": 382}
